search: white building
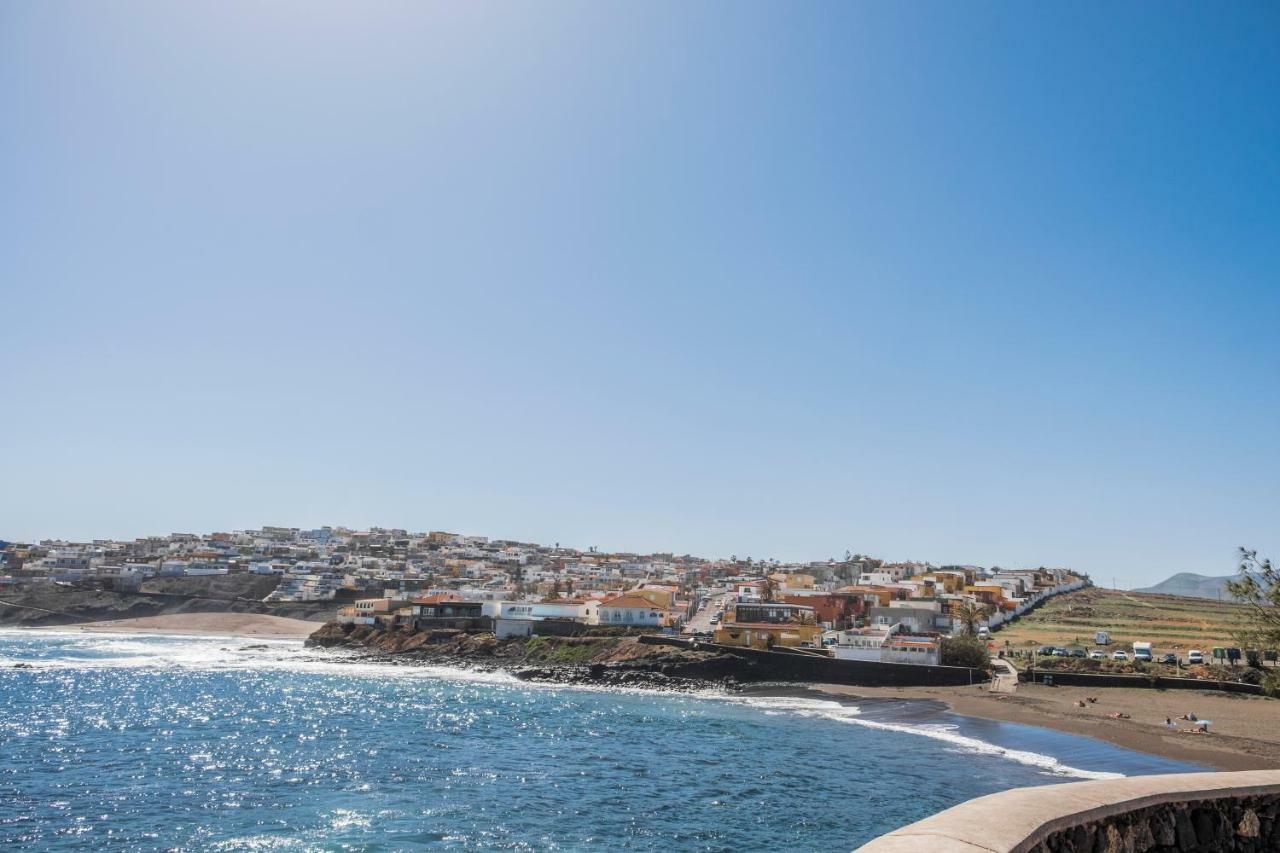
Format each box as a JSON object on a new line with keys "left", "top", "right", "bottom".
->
{"left": 597, "top": 594, "right": 664, "bottom": 627}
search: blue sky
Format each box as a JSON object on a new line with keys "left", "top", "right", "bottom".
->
{"left": 2, "top": 3, "right": 1277, "bottom": 586}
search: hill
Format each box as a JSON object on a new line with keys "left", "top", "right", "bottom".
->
{"left": 0, "top": 575, "right": 336, "bottom": 628}
{"left": 993, "top": 586, "right": 1247, "bottom": 654}
{"left": 1134, "top": 572, "right": 1239, "bottom": 601}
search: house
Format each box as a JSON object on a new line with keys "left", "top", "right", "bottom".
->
{"left": 829, "top": 627, "right": 892, "bottom": 662}
{"left": 714, "top": 602, "right": 823, "bottom": 649}
{"left": 868, "top": 605, "right": 939, "bottom": 634}
{"left": 497, "top": 599, "right": 592, "bottom": 623}
{"left": 598, "top": 594, "right": 665, "bottom": 627}
{"left": 782, "top": 593, "right": 865, "bottom": 630}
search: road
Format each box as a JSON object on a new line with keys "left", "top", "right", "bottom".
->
{"left": 684, "top": 589, "right": 735, "bottom": 634}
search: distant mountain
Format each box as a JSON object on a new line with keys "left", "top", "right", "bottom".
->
{"left": 1135, "top": 572, "right": 1242, "bottom": 601}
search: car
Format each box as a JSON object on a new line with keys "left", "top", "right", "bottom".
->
{"left": 1112, "top": 651, "right": 1129, "bottom": 661}
{"left": 1187, "top": 650, "right": 1204, "bottom": 665}
{"left": 1069, "top": 649, "right": 1087, "bottom": 658}
{"left": 1053, "top": 648, "right": 1070, "bottom": 657}
{"left": 1160, "top": 653, "right": 1178, "bottom": 665}
{"left": 1089, "top": 650, "right": 1106, "bottom": 660}
{"left": 1037, "top": 646, "right": 1056, "bottom": 656}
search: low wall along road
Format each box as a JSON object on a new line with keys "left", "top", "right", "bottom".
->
{"left": 856, "top": 770, "right": 1280, "bottom": 853}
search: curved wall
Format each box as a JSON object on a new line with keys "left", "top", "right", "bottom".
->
{"left": 855, "top": 770, "right": 1280, "bottom": 853}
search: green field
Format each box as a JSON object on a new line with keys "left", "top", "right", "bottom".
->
{"left": 994, "top": 586, "right": 1250, "bottom": 655}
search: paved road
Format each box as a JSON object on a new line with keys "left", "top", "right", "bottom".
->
{"left": 684, "top": 589, "right": 734, "bottom": 634}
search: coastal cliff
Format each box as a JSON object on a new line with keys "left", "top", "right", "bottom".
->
{"left": 0, "top": 576, "right": 336, "bottom": 628}
{"left": 305, "top": 621, "right": 749, "bottom": 690}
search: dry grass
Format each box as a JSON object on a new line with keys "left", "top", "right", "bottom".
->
{"left": 993, "top": 586, "right": 1250, "bottom": 654}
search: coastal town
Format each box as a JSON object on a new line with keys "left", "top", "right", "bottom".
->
{"left": 0, "top": 526, "right": 1085, "bottom": 664}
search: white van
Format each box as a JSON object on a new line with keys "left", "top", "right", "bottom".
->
{"left": 1132, "top": 641, "right": 1153, "bottom": 662}
{"left": 977, "top": 626, "right": 990, "bottom": 639}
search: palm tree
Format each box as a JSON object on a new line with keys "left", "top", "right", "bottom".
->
{"left": 760, "top": 576, "right": 777, "bottom": 602}
{"left": 954, "top": 600, "right": 990, "bottom": 636}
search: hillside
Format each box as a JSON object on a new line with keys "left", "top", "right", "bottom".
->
{"left": 0, "top": 575, "right": 336, "bottom": 627}
{"left": 1134, "top": 572, "right": 1239, "bottom": 601}
{"left": 993, "top": 586, "right": 1249, "bottom": 654}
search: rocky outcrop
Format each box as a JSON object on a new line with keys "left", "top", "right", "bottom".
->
{"left": 0, "top": 580, "right": 336, "bottom": 627}
{"left": 305, "top": 621, "right": 749, "bottom": 689}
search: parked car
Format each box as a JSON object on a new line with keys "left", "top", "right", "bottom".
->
{"left": 1112, "top": 650, "right": 1129, "bottom": 661}
{"left": 1069, "top": 649, "right": 1087, "bottom": 658}
{"left": 1089, "top": 650, "right": 1106, "bottom": 660}
{"left": 1037, "top": 646, "right": 1056, "bottom": 656}
{"left": 1187, "top": 649, "right": 1204, "bottom": 665}
{"left": 1053, "top": 648, "right": 1070, "bottom": 657}
{"left": 1160, "top": 653, "right": 1178, "bottom": 665}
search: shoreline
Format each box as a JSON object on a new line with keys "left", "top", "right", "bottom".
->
{"left": 16, "top": 619, "right": 1280, "bottom": 774}
{"left": 810, "top": 682, "right": 1280, "bottom": 772}
{"left": 24, "top": 613, "right": 323, "bottom": 639}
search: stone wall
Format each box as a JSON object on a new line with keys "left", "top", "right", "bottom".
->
{"left": 856, "top": 770, "right": 1280, "bottom": 853}
{"left": 1030, "top": 794, "right": 1280, "bottom": 852}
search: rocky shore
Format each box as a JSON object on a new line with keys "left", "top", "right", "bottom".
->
{"left": 305, "top": 621, "right": 754, "bottom": 691}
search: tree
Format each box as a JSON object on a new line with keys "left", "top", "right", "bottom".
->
{"left": 1226, "top": 548, "right": 1278, "bottom": 649}
{"left": 953, "top": 600, "right": 990, "bottom": 636}
{"left": 760, "top": 576, "right": 777, "bottom": 602}
{"left": 941, "top": 635, "right": 990, "bottom": 669}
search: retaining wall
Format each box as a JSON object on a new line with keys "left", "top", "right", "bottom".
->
{"left": 640, "top": 635, "right": 987, "bottom": 687}
{"left": 1021, "top": 669, "right": 1264, "bottom": 695}
{"left": 856, "top": 770, "right": 1280, "bottom": 853}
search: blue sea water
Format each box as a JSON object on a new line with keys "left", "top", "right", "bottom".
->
{"left": 0, "top": 631, "right": 1200, "bottom": 851}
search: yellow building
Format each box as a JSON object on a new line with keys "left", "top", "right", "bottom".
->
{"left": 713, "top": 602, "right": 824, "bottom": 649}
{"left": 920, "top": 572, "right": 965, "bottom": 594}
{"left": 632, "top": 586, "right": 677, "bottom": 609}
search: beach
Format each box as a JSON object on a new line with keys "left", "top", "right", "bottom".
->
{"left": 31, "top": 612, "right": 323, "bottom": 639}
{"left": 815, "top": 681, "right": 1280, "bottom": 771}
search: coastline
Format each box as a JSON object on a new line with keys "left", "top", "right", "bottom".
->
{"left": 18, "top": 616, "right": 1278, "bottom": 775}
{"left": 811, "top": 682, "right": 1280, "bottom": 772}
{"left": 26, "top": 613, "right": 323, "bottom": 639}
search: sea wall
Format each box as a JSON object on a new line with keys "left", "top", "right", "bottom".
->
{"left": 855, "top": 770, "right": 1280, "bottom": 853}
{"left": 639, "top": 636, "right": 988, "bottom": 687}
{"left": 1021, "top": 669, "right": 1264, "bottom": 695}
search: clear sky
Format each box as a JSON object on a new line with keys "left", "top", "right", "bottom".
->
{"left": 2, "top": 3, "right": 1277, "bottom": 586}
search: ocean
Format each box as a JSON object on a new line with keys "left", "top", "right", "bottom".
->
{"left": 0, "top": 631, "right": 1200, "bottom": 851}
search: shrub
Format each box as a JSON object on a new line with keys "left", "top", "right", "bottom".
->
{"left": 941, "top": 635, "right": 991, "bottom": 669}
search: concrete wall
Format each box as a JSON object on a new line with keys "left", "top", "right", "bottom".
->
{"left": 856, "top": 770, "right": 1280, "bottom": 853}
{"left": 1022, "top": 669, "right": 1264, "bottom": 695}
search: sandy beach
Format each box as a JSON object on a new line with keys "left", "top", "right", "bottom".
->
{"left": 33, "top": 613, "right": 322, "bottom": 639}
{"left": 815, "top": 681, "right": 1280, "bottom": 771}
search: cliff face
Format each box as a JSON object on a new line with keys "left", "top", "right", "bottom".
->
{"left": 0, "top": 579, "right": 336, "bottom": 627}
{"left": 306, "top": 622, "right": 748, "bottom": 689}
